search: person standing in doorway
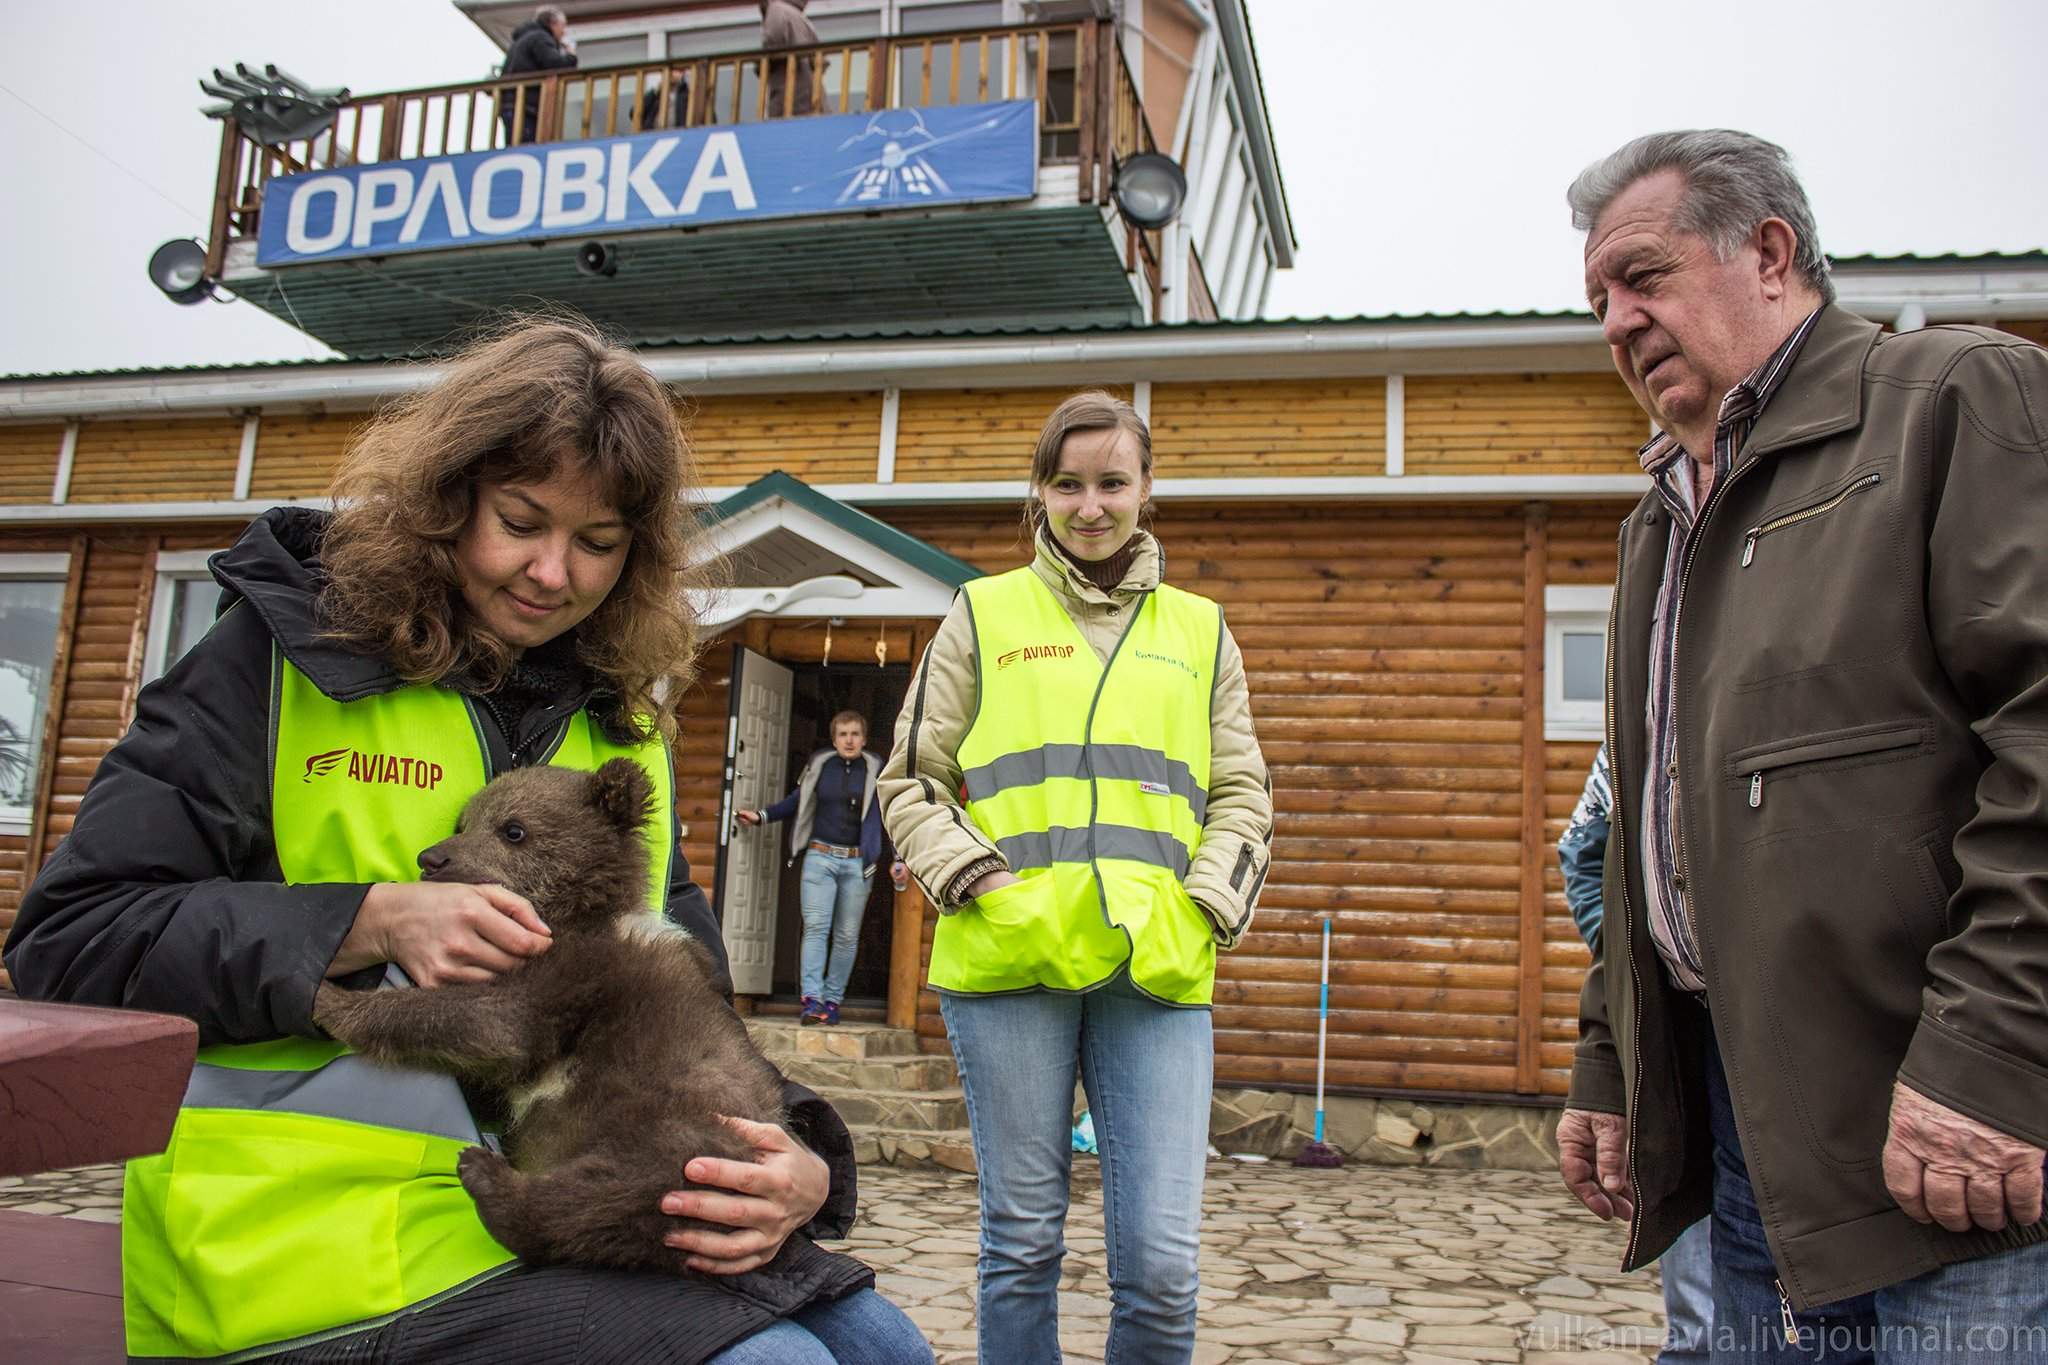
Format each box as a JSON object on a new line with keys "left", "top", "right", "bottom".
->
{"left": 738, "top": 711, "right": 905, "bottom": 1026}
{"left": 880, "top": 390, "right": 1274, "bottom": 1363}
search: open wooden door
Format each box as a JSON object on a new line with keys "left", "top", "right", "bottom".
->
{"left": 716, "top": 647, "right": 794, "bottom": 995}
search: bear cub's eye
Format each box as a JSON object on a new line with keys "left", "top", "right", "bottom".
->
{"left": 501, "top": 821, "right": 527, "bottom": 844}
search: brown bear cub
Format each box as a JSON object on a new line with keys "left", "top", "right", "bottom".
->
{"left": 314, "top": 758, "right": 838, "bottom": 1284}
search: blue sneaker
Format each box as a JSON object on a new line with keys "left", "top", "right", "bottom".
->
{"left": 799, "top": 995, "right": 826, "bottom": 1026}
{"left": 818, "top": 1000, "right": 841, "bottom": 1026}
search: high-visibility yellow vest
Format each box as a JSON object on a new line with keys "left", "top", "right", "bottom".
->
{"left": 930, "top": 566, "right": 1221, "bottom": 1005}
{"left": 121, "top": 649, "right": 672, "bottom": 1360}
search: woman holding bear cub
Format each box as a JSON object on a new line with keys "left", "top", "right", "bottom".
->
{"left": 2, "top": 319, "right": 927, "bottom": 1365}
{"left": 882, "top": 390, "right": 1274, "bottom": 1363}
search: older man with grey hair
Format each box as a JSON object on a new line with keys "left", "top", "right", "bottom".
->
{"left": 1558, "top": 128, "right": 2048, "bottom": 1360}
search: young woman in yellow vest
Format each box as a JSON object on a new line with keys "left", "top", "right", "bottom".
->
{"left": 1, "top": 320, "right": 930, "bottom": 1365}
{"left": 880, "top": 390, "right": 1274, "bottom": 1363}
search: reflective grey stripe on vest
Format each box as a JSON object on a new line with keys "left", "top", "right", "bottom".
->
{"left": 182, "top": 1056, "right": 482, "bottom": 1146}
{"left": 964, "top": 743, "right": 1208, "bottom": 822}
{"left": 994, "top": 824, "right": 1192, "bottom": 880}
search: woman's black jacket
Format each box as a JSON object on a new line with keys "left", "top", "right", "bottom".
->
{"left": 1, "top": 507, "right": 855, "bottom": 1238}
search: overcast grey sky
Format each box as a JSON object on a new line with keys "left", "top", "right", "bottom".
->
{"left": 5, "top": 0, "right": 2045, "bottom": 375}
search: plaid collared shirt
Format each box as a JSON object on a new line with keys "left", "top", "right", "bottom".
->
{"left": 1636, "top": 309, "right": 1821, "bottom": 992}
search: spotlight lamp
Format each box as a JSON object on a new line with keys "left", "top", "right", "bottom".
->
{"left": 148, "top": 239, "right": 216, "bottom": 306}
{"left": 576, "top": 241, "right": 620, "bottom": 278}
{"left": 1111, "top": 152, "right": 1188, "bottom": 231}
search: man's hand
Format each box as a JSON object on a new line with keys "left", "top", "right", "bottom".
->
{"left": 1559, "top": 1106, "right": 1635, "bottom": 1221}
{"left": 328, "top": 881, "right": 550, "bottom": 985}
{"left": 661, "top": 1115, "right": 830, "bottom": 1274}
{"left": 1883, "top": 1082, "right": 2045, "bottom": 1233}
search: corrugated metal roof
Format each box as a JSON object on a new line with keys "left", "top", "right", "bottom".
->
{"left": 1828, "top": 250, "right": 2048, "bottom": 268}
{"left": 7, "top": 251, "right": 2043, "bottom": 386}
{"left": 0, "top": 309, "right": 1594, "bottom": 385}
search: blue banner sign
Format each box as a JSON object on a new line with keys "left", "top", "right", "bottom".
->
{"left": 256, "top": 99, "right": 1039, "bottom": 267}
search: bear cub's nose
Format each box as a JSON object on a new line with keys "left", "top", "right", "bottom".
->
{"left": 418, "top": 848, "right": 452, "bottom": 879}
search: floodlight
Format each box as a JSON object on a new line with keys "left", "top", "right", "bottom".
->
{"left": 1111, "top": 153, "right": 1188, "bottom": 231}
{"left": 148, "top": 239, "right": 215, "bottom": 306}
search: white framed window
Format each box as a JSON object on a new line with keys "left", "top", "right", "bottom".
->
{"left": 143, "top": 551, "right": 228, "bottom": 687}
{"left": 0, "top": 553, "right": 73, "bottom": 834}
{"left": 1545, "top": 585, "right": 1613, "bottom": 741}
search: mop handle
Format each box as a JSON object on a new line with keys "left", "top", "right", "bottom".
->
{"left": 1313, "top": 916, "right": 1330, "bottom": 1143}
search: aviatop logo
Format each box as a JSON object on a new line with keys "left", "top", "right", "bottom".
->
{"left": 996, "top": 643, "right": 1076, "bottom": 671}
{"left": 1134, "top": 649, "right": 1198, "bottom": 681}
{"left": 302, "top": 747, "right": 446, "bottom": 790}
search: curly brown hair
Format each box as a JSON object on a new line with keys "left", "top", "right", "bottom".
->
{"left": 319, "top": 315, "right": 710, "bottom": 743}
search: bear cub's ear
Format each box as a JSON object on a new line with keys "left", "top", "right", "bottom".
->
{"left": 591, "top": 758, "right": 655, "bottom": 833}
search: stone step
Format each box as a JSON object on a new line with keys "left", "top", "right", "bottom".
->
{"left": 851, "top": 1127, "right": 978, "bottom": 1174}
{"left": 771, "top": 1052, "right": 959, "bottom": 1094}
{"left": 811, "top": 1085, "right": 969, "bottom": 1133}
{"left": 746, "top": 1018, "right": 920, "bottom": 1061}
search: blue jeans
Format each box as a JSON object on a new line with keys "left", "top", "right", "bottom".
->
{"left": 1661, "top": 1217, "right": 1714, "bottom": 1361}
{"left": 1704, "top": 1023, "right": 2048, "bottom": 1361}
{"left": 799, "top": 849, "right": 870, "bottom": 1003}
{"left": 941, "top": 972, "right": 1212, "bottom": 1365}
{"left": 704, "top": 1287, "right": 931, "bottom": 1365}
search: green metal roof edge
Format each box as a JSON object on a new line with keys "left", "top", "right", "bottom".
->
{"left": 702, "top": 471, "right": 984, "bottom": 588}
{"left": 10, "top": 250, "right": 2046, "bottom": 383}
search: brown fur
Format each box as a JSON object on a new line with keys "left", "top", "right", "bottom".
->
{"left": 313, "top": 758, "right": 787, "bottom": 1276}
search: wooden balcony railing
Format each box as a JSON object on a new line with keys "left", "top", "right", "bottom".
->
{"left": 206, "top": 17, "right": 1162, "bottom": 302}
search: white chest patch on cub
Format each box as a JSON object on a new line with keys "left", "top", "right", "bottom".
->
{"left": 508, "top": 1058, "right": 576, "bottom": 1124}
{"left": 615, "top": 912, "right": 695, "bottom": 948}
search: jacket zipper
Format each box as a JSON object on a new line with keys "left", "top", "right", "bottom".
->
{"left": 1670, "top": 454, "right": 1760, "bottom": 972}
{"left": 1229, "top": 842, "right": 1254, "bottom": 893}
{"left": 1776, "top": 1280, "right": 1799, "bottom": 1345}
{"left": 1740, "top": 472, "right": 1880, "bottom": 567}
{"left": 1739, "top": 721, "right": 1927, "bottom": 810}
{"left": 1603, "top": 517, "right": 1651, "bottom": 1272}
{"left": 1082, "top": 592, "right": 1152, "bottom": 938}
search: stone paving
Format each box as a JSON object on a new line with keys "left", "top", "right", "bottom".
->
{"left": 3, "top": 1158, "right": 1668, "bottom": 1362}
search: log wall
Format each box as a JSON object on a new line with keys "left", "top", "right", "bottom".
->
{"left": 681, "top": 392, "right": 884, "bottom": 486}
{"left": 0, "top": 426, "right": 64, "bottom": 505}
{"left": 892, "top": 386, "right": 1131, "bottom": 482}
{"left": 1404, "top": 374, "right": 1647, "bottom": 475}
{"left": 68, "top": 419, "right": 242, "bottom": 503}
{"left": 0, "top": 491, "right": 1622, "bottom": 1097}
{"left": 1151, "top": 379, "right": 1387, "bottom": 476}
{"left": 0, "top": 524, "right": 243, "bottom": 989}
{"left": 881, "top": 500, "right": 1619, "bottom": 1097}
{"left": 250, "top": 413, "right": 360, "bottom": 501}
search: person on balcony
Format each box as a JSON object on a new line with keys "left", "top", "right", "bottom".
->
{"left": 2, "top": 318, "right": 931, "bottom": 1365}
{"left": 736, "top": 711, "right": 906, "bottom": 1027}
{"left": 499, "top": 5, "right": 579, "bottom": 145}
{"left": 761, "top": 0, "right": 821, "bottom": 117}
{"left": 881, "top": 390, "right": 1274, "bottom": 1363}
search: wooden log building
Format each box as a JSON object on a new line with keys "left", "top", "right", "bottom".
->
{"left": 5, "top": 0, "right": 2045, "bottom": 1113}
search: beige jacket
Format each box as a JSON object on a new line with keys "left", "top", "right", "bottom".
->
{"left": 880, "top": 528, "right": 1273, "bottom": 949}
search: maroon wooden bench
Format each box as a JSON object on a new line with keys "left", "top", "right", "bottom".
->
{"left": 0, "top": 999, "right": 197, "bottom": 1363}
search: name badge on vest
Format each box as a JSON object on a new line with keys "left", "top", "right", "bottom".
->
{"left": 1138, "top": 781, "right": 1171, "bottom": 798}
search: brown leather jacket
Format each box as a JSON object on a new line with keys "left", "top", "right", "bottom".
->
{"left": 1569, "top": 306, "right": 2048, "bottom": 1307}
